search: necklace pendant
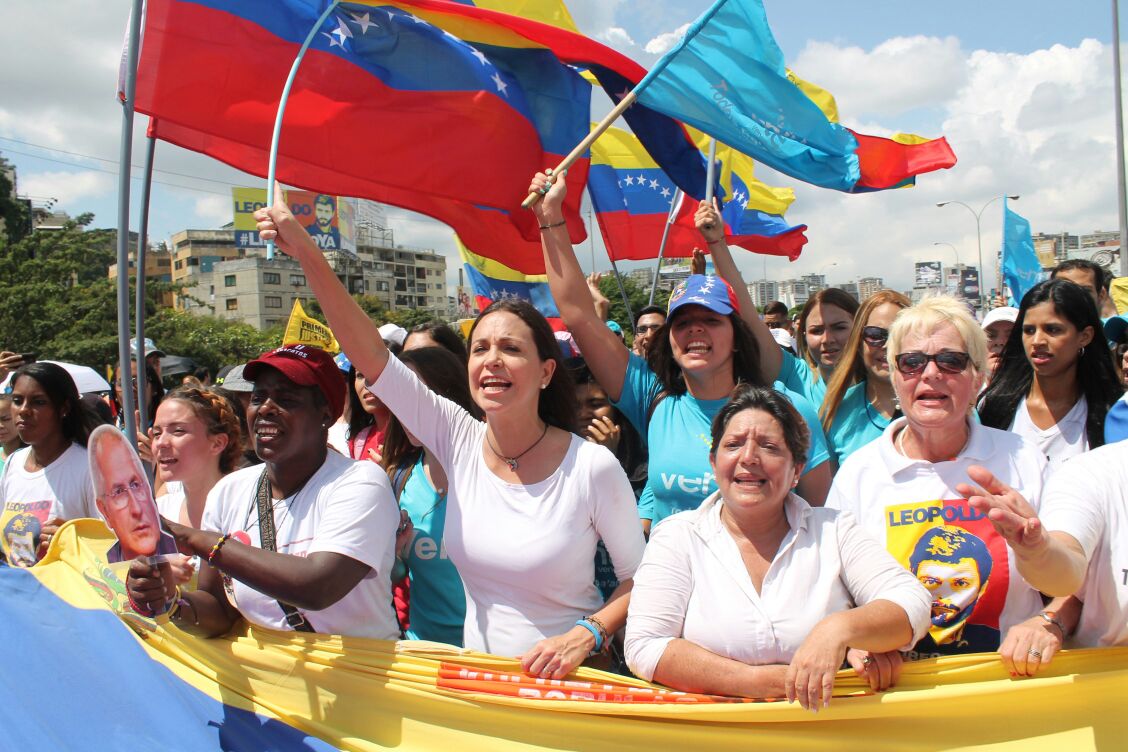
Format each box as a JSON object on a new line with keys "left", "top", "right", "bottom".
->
{"left": 505, "top": 458, "right": 518, "bottom": 471}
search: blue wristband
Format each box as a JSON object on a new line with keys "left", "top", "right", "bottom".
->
{"left": 574, "top": 618, "right": 603, "bottom": 652}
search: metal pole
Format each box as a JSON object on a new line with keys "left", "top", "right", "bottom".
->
{"left": 115, "top": 0, "right": 144, "bottom": 443}
{"left": 265, "top": 0, "right": 341, "bottom": 260}
{"left": 608, "top": 256, "right": 635, "bottom": 325}
{"left": 649, "top": 189, "right": 683, "bottom": 305}
{"left": 134, "top": 135, "right": 155, "bottom": 434}
{"left": 1114, "top": 0, "right": 1128, "bottom": 276}
{"left": 975, "top": 212, "right": 985, "bottom": 311}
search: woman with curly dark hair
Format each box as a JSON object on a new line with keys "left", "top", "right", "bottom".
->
{"left": 978, "top": 279, "right": 1123, "bottom": 471}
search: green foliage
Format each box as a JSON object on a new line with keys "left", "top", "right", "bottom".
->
{"left": 0, "top": 156, "right": 29, "bottom": 243}
{"left": 597, "top": 273, "right": 668, "bottom": 336}
{"left": 0, "top": 221, "right": 275, "bottom": 373}
{"left": 145, "top": 309, "right": 281, "bottom": 374}
{"left": 306, "top": 294, "right": 439, "bottom": 331}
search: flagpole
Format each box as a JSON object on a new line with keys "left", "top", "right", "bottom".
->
{"left": 1113, "top": 0, "right": 1128, "bottom": 277}
{"left": 609, "top": 257, "right": 634, "bottom": 325}
{"left": 265, "top": 0, "right": 341, "bottom": 260}
{"left": 115, "top": 0, "right": 144, "bottom": 445}
{"left": 134, "top": 134, "right": 156, "bottom": 437}
{"left": 649, "top": 189, "right": 683, "bottom": 305}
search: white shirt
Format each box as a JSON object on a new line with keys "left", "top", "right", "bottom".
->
{"left": 624, "top": 492, "right": 930, "bottom": 681}
{"left": 1009, "top": 396, "right": 1088, "bottom": 472}
{"left": 202, "top": 452, "right": 399, "bottom": 639}
{"left": 369, "top": 354, "right": 646, "bottom": 658}
{"left": 0, "top": 444, "right": 97, "bottom": 565}
{"left": 826, "top": 418, "right": 1047, "bottom": 657}
{"left": 1039, "top": 442, "right": 1128, "bottom": 647}
{"left": 326, "top": 421, "right": 350, "bottom": 457}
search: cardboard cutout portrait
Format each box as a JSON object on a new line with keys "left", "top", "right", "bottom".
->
{"left": 88, "top": 425, "right": 178, "bottom": 564}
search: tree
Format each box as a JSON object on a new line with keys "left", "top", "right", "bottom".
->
{"left": 145, "top": 309, "right": 281, "bottom": 374}
{"left": 597, "top": 273, "right": 668, "bottom": 336}
{"left": 0, "top": 155, "right": 29, "bottom": 243}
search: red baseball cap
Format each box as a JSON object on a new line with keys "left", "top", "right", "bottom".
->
{"left": 243, "top": 345, "right": 345, "bottom": 421}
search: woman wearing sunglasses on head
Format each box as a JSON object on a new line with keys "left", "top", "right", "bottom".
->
{"left": 978, "top": 279, "right": 1122, "bottom": 472}
{"left": 826, "top": 296, "right": 1048, "bottom": 664}
{"left": 820, "top": 291, "right": 911, "bottom": 466}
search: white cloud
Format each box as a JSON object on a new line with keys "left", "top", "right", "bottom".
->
{"left": 20, "top": 170, "right": 113, "bottom": 206}
{"left": 599, "top": 27, "right": 636, "bottom": 49}
{"left": 192, "top": 195, "right": 230, "bottom": 227}
{"left": 644, "top": 23, "right": 690, "bottom": 55}
{"left": 792, "top": 36, "right": 967, "bottom": 121}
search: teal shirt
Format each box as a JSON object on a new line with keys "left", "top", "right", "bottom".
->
{"left": 615, "top": 353, "right": 830, "bottom": 526}
{"left": 777, "top": 349, "right": 827, "bottom": 409}
{"left": 399, "top": 457, "right": 466, "bottom": 646}
{"left": 826, "top": 381, "right": 892, "bottom": 466}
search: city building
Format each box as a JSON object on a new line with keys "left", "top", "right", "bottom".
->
{"left": 778, "top": 279, "right": 810, "bottom": 310}
{"left": 857, "top": 277, "right": 884, "bottom": 300}
{"left": 747, "top": 279, "right": 779, "bottom": 309}
{"left": 169, "top": 224, "right": 448, "bottom": 330}
{"left": 799, "top": 273, "right": 826, "bottom": 293}
{"left": 108, "top": 244, "right": 175, "bottom": 307}
{"left": 627, "top": 267, "right": 655, "bottom": 289}
{"left": 838, "top": 281, "right": 860, "bottom": 300}
{"left": 1032, "top": 232, "right": 1078, "bottom": 268}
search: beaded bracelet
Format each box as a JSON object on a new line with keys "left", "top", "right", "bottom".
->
{"left": 574, "top": 618, "right": 603, "bottom": 653}
{"left": 586, "top": 614, "right": 610, "bottom": 643}
{"left": 207, "top": 533, "right": 231, "bottom": 564}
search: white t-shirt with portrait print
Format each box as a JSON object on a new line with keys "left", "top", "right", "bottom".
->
{"left": 1008, "top": 396, "right": 1088, "bottom": 473}
{"left": 0, "top": 444, "right": 97, "bottom": 522}
{"left": 1038, "top": 441, "right": 1128, "bottom": 648}
{"left": 201, "top": 451, "right": 399, "bottom": 639}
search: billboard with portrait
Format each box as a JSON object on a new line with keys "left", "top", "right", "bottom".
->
{"left": 231, "top": 188, "right": 355, "bottom": 254}
{"left": 914, "top": 261, "right": 942, "bottom": 288}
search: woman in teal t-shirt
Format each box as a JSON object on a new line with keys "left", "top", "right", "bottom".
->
{"left": 383, "top": 347, "right": 480, "bottom": 645}
{"left": 531, "top": 171, "right": 832, "bottom": 535}
{"left": 820, "top": 290, "right": 910, "bottom": 465}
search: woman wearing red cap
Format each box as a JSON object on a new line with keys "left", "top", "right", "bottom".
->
{"left": 529, "top": 171, "right": 832, "bottom": 536}
{"left": 125, "top": 344, "right": 401, "bottom": 639}
{"left": 255, "top": 187, "right": 645, "bottom": 679}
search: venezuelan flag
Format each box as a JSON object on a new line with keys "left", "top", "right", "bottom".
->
{"left": 11, "top": 520, "right": 1128, "bottom": 750}
{"left": 589, "top": 126, "right": 807, "bottom": 262}
{"left": 136, "top": 0, "right": 591, "bottom": 274}
{"left": 458, "top": 240, "right": 562, "bottom": 325}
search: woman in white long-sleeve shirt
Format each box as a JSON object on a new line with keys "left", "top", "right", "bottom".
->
{"left": 255, "top": 186, "right": 644, "bottom": 679}
{"left": 625, "top": 385, "right": 930, "bottom": 710}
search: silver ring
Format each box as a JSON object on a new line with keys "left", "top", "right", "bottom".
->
{"left": 1028, "top": 648, "right": 1042, "bottom": 659}
{"left": 862, "top": 656, "right": 873, "bottom": 667}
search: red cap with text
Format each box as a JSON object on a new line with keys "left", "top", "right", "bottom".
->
{"left": 243, "top": 344, "right": 346, "bottom": 421}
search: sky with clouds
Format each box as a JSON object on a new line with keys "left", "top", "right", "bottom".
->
{"left": 2, "top": 0, "right": 1124, "bottom": 296}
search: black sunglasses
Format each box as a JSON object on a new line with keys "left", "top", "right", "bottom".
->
{"left": 861, "top": 326, "right": 889, "bottom": 347}
{"left": 765, "top": 321, "right": 789, "bottom": 330}
{"left": 895, "top": 351, "right": 971, "bottom": 376}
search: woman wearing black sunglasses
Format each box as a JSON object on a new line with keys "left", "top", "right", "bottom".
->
{"left": 826, "top": 296, "right": 1048, "bottom": 666}
{"left": 820, "top": 290, "right": 911, "bottom": 465}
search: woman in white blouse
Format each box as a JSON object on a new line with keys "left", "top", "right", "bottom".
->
{"left": 625, "top": 385, "right": 929, "bottom": 710}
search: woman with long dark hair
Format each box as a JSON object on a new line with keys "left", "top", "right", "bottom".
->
{"left": 0, "top": 362, "right": 98, "bottom": 566}
{"left": 530, "top": 171, "right": 831, "bottom": 533}
{"left": 382, "top": 346, "right": 480, "bottom": 644}
{"left": 255, "top": 188, "right": 645, "bottom": 678}
{"left": 979, "top": 279, "right": 1123, "bottom": 470}
{"left": 820, "top": 291, "right": 911, "bottom": 465}
{"left": 344, "top": 364, "right": 391, "bottom": 463}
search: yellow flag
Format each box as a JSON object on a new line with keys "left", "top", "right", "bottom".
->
{"left": 1112, "top": 277, "right": 1128, "bottom": 314}
{"left": 282, "top": 300, "right": 340, "bottom": 353}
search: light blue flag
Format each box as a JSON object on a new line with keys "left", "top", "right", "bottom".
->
{"left": 1002, "top": 199, "right": 1042, "bottom": 305}
{"left": 632, "top": 0, "right": 861, "bottom": 192}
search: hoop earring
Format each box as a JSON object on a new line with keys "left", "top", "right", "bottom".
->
{"left": 1080, "top": 346, "right": 1086, "bottom": 357}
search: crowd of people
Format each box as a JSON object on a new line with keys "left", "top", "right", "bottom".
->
{"left": 2, "top": 171, "right": 1128, "bottom": 712}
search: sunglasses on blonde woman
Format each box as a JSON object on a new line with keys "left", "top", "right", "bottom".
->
{"left": 894, "top": 351, "right": 971, "bottom": 376}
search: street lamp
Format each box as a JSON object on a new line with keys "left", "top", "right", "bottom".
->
{"left": 932, "top": 242, "right": 959, "bottom": 268}
{"left": 936, "top": 195, "right": 1020, "bottom": 310}
{"left": 818, "top": 261, "right": 838, "bottom": 285}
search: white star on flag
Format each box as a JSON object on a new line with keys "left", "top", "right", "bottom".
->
{"left": 636, "top": 173, "right": 646, "bottom": 184}
{"left": 491, "top": 72, "right": 508, "bottom": 96}
{"left": 469, "top": 48, "right": 489, "bottom": 66}
{"left": 624, "top": 175, "right": 635, "bottom": 186}
{"left": 649, "top": 179, "right": 659, "bottom": 189}
{"left": 661, "top": 187, "right": 671, "bottom": 198}
{"left": 348, "top": 11, "right": 375, "bottom": 34}
{"left": 330, "top": 16, "right": 353, "bottom": 46}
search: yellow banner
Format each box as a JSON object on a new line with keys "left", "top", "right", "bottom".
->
{"left": 28, "top": 520, "right": 1128, "bottom": 751}
{"left": 282, "top": 300, "right": 340, "bottom": 353}
{"left": 1111, "top": 277, "right": 1128, "bottom": 314}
